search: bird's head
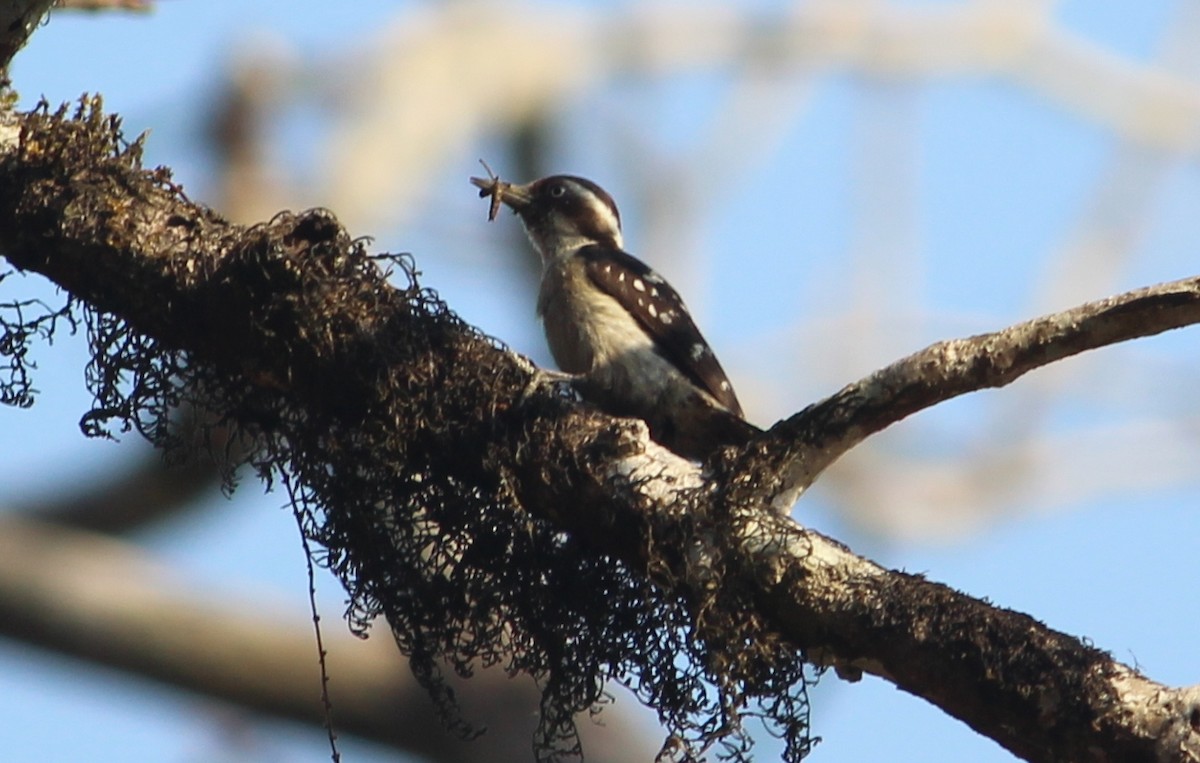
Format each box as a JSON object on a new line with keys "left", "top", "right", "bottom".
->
{"left": 471, "top": 173, "right": 623, "bottom": 260}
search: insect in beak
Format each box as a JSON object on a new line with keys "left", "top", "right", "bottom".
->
{"left": 470, "top": 159, "right": 507, "bottom": 221}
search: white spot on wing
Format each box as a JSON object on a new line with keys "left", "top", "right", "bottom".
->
{"left": 720, "top": 381, "right": 731, "bottom": 391}
{"left": 633, "top": 279, "right": 645, "bottom": 292}
{"left": 648, "top": 304, "right": 657, "bottom": 317}
{"left": 659, "top": 311, "right": 675, "bottom": 324}
{"left": 690, "top": 343, "right": 706, "bottom": 361}
{"left": 650, "top": 288, "right": 659, "bottom": 297}
{"left": 618, "top": 272, "right": 626, "bottom": 282}
{"left": 645, "top": 272, "right": 665, "bottom": 284}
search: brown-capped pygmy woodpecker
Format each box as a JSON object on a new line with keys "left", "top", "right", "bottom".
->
{"left": 470, "top": 172, "right": 761, "bottom": 461}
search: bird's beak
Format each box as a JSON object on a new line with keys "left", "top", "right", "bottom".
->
{"left": 470, "top": 175, "right": 533, "bottom": 220}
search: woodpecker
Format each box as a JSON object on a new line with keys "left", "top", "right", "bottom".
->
{"left": 471, "top": 170, "right": 760, "bottom": 460}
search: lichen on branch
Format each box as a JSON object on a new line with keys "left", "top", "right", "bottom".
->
{"left": 0, "top": 96, "right": 817, "bottom": 762}
{"left": 5, "top": 95, "right": 1200, "bottom": 763}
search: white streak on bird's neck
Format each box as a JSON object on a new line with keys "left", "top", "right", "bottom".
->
{"left": 523, "top": 227, "right": 624, "bottom": 267}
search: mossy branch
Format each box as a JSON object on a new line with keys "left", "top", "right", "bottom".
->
{"left": 2, "top": 97, "right": 1198, "bottom": 763}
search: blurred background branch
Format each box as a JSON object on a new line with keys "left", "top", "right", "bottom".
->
{"left": 0, "top": 514, "right": 654, "bottom": 762}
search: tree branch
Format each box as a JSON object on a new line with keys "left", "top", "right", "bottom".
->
{"left": 2, "top": 98, "right": 1198, "bottom": 762}
{"left": 508, "top": 413, "right": 1200, "bottom": 763}
{"left": 758, "top": 277, "right": 1200, "bottom": 496}
{"left": 0, "top": 100, "right": 661, "bottom": 761}
{"left": 25, "top": 408, "right": 236, "bottom": 533}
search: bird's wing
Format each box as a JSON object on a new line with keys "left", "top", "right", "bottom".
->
{"left": 579, "top": 245, "right": 744, "bottom": 416}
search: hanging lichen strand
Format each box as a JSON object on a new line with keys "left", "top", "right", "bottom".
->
{"left": 0, "top": 98, "right": 816, "bottom": 762}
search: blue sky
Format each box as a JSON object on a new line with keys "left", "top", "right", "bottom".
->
{"left": 3, "top": 2, "right": 1199, "bottom": 762}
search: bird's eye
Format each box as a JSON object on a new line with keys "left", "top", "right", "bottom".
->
{"left": 549, "top": 184, "right": 567, "bottom": 198}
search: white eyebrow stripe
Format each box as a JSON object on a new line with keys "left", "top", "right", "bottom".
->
{"left": 591, "top": 195, "right": 622, "bottom": 242}
{"left": 570, "top": 181, "right": 623, "bottom": 245}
